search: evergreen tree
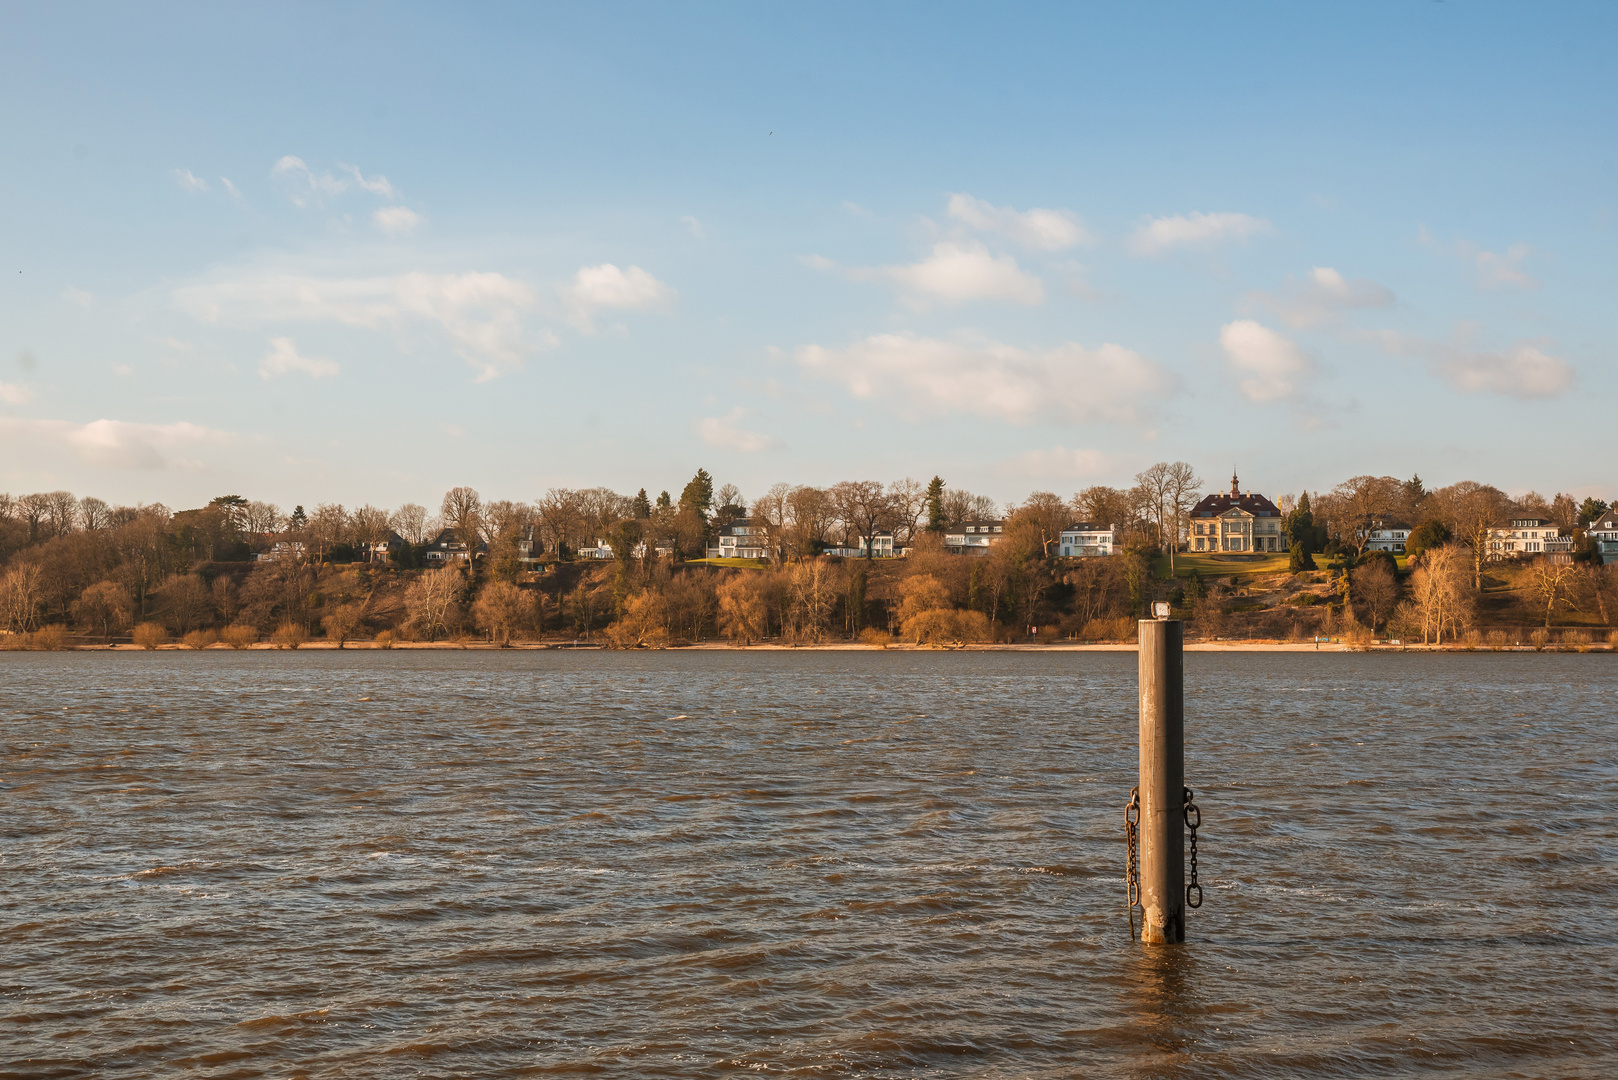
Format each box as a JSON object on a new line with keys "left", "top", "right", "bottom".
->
{"left": 289, "top": 505, "right": 308, "bottom": 529}
{"left": 925, "top": 476, "right": 946, "bottom": 533}
{"left": 632, "top": 489, "right": 652, "bottom": 519}
{"left": 1284, "top": 492, "right": 1317, "bottom": 554}
{"left": 655, "top": 491, "right": 672, "bottom": 512}
{"left": 680, "top": 469, "right": 714, "bottom": 517}
{"left": 1289, "top": 541, "right": 1317, "bottom": 572}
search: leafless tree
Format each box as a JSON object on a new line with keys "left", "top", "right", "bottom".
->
{"left": 1351, "top": 559, "right": 1399, "bottom": 632}
{"left": 1163, "top": 463, "right": 1203, "bottom": 572}
{"left": 17, "top": 493, "right": 52, "bottom": 543}
{"left": 1331, "top": 475, "right": 1404, "bottom": 556}
{"left": 1549, "top": 492, "right": 1578, "bottom": 531}
{"left": 1011, "top": 491, "right": 1070, "bottom": 557}
{"left": 73, "top": 580, "right": 133, "bottom": 638}
{"left": 887, "top": 478, "right": 927, "bottom": 546}
{"left": 1526, "top": 557, "right": 1580, "bottom": 628}
{"left": 351, "top": 505, "right": 393, "bottom": 560}
{"left": 42, "top": 491, "right": 77, "bottom": 538}
{"left": 941, "top": 488, "right": 999, "bottom": 526}
{"left": 306, "top": 504, "right": 350, "bottom": 563}
{"left": 242, "top": 500, "right": 283, "bottom": 537}
{"left": 78, "top": 496, "right": 111, "bottom": 531}
{"left": 441, "top": 486, "right": 483, "bottom": 558}
{"left": 1431, "top": 481, "right": 1507, "bottom": 590}
{"left": 831, "top": 480, "right": 893, "bottom": 558}
{"left": 390, "top": 503, "right": 429, "bottom": 545}
{"left": 1133, "top": 463, "right": 1173, "bottom": 550}
{"left": 1403, "top": 544, "right": 1474, "bottom": 643}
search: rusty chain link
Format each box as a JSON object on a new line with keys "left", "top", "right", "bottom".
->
{"left": 1183, "top": 785, "right": 1203, "bottom": 909}
{"left": 1125, "top": 786, "right": 1141, "bottom": 939}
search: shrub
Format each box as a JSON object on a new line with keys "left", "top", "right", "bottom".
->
{"left": 375, "top": 629, "right": 396, "bottom": 650}
{"left": 1561, "top": 629, "right": 1592, "bottom": 649}
{"left": 1285, "top": 592, "right": 1320, "bottom": 607}
{"left": 30, "top": 625, "right": 71, "bottom": 651}
{"left": 132, "top": 623, "right": 167, "bottom": 650}
{"left": 1080, "top": 616, "right": 1137, "bottom": 642}
{"left": 859, "top": 627, "right": 895, "bottom": 647}
{"left": 220, "top": 624, "right": 259, "bottom": 649}
{"left": 271, "top": 623, "right": 308, "bottom": 649}
{"left": 1486, "top": 630, "right": 1508, "bottom": 649}
{"left": 1529, "top": 628, "right": 1550, "bottom": 649}
{"left": 182, "top": 629, "right": 218, "bottom": 650}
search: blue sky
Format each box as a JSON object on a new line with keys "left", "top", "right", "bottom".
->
{"left": 2, "top": 2, "right": 1613, "bottom": 512}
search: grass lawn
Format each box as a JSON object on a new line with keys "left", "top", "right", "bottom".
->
{"left": 1155, "top": 552, "right": 1293, "bottom": 578}
{"left": 685, "top": 557, "right": 771, "bottom": 569}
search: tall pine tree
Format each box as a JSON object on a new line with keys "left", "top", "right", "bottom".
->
{"left": 925, "top": 476, "right": 946, "bottom": 534}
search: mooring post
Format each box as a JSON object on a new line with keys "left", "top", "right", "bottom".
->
{"left": 1137, "top": 616, "right": 1185, "bottom": 944}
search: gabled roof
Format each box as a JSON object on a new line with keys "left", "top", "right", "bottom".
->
{"left": 1591, "top": 512, "right": 1618, "bottom": 531}
{"left": 1062, "top": 521, "right": 1114, "bottom": 533}
{"left": 1190, "top": 493, "right": 1280, "bottom": 518}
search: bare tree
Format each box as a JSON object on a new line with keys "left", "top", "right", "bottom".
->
{"left": 1351, "top": 559, "right": 1399, "bottom": 632}
{"left": 351, "top": 505, "right": 393, "bottom": 560}
{"left": 1526, "top": 557, "right": 1580, "bottom": 628}
{"left": 887, "top": 478, "right": 927, "bottom": 547}
{"left": 18, "top": 493, "right": 51, "bottom": 543}
{"left": 1332, "top": 475, "right": 1404, "bottom": 557}
{"left": 1432, "top": 482, "right": 1507, "bottom": 590}
{"left": 1404, "top": 544, "right": 1474, "bottom": 643}
{"left": 1163, "top": 462, "right": 1203, "bottom": 573}
{"left": 243, "top": 501, "right": 284, "bottom": 537}
{"left": 941, "top": 487, "right": 999, "bottom": 526}
{"left": 831, "top": 480, "right": 893, "bottom": 558}
{"left": 78, "top": 496, "right": 111, "bottom": 531}
{"left": 390, "top": 503, "right": 429, "bottom": 545}
{"left": 441, "top": 486, "right": 483, "bottom": 560}
{"left": 43, "top": 491, "right": 77, "bottom": 538}
{"left": 306, "top": 504, "right": 350, "bottom": 563}
{"left": 1011, "top": 491, "right": 1069, "bottom": 557}
{"left": 1133, "top": 463, "right": 1172, "bottom": 550}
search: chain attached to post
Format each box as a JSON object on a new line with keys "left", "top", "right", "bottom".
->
{"left": 1125, "top": 786, "right": 1141, "bottom": 939}
{"left": 1183, "top": 785, "right": 1203, "bottom": 909}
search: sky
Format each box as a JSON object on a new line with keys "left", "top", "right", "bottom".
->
{"left": 2, "top": 2, "right": 1614, "bottom": 514}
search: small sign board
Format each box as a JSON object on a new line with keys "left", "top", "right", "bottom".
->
{"left": 1152, "top": 602, "right": 1171, "bottom": 619}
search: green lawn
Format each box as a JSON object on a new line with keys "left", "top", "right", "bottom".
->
{"left": 1155, "top": 552, "right": 1293, "bottom": 578}
{"left": 685, "top": 557, "right": 771, "bottom": 569}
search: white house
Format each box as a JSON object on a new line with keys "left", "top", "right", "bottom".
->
{"left": 1357, "top": 518, "right": 1412, "bottom": 553}
{"left": 707, "top": 517, "right": 771, "bottom": 560}
{"left": 1485, "top": 517, "right": 1572, "bottom": 560}
{"left": 1187, "top": 473, "right": 1285, "bottom": 553}
{"left": 855, "top": 531, "right": 896, "bottom": 558}
{"left": 1585, "top": 508, "right": 1618, "bottom": 565}
{"left": 944, "top": 519, "right": 1005, "bottom": 555}
{"left": 424, "top": 527, "right": 485, "bottom": 563}
{"left": 255, "top": 538, "right": 307, "bottom": 563}
{"left": 1059, "top": 522, "right": 1117, "bottom": 557}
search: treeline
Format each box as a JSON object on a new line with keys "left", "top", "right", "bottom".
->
{"left": 0, "top": 466, "right": 1613, "bottom": 644}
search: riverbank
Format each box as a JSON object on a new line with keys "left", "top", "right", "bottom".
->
{"left": 45, "top": 639, "right": 1616, "bottom": 653}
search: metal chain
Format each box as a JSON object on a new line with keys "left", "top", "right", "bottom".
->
{"left": 1183, "top": 785, "right": 1203, "bottom": 909}
{"left": 1125, "top": 786, "right": 1141, "bottom": 939}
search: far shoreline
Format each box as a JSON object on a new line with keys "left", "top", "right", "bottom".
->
{"left": 30, "top": 640, "right": 1618, "bottom": 654}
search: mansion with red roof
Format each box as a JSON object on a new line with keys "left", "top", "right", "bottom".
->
{"left": 1187, "top": 472, "right": 1287, "bottom": 553}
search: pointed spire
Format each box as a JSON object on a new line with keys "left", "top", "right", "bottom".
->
{"left": 1230, "top": 468, "right": 1240, "bottom": 498}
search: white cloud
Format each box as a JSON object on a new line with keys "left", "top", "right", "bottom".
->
{"left": 796, "top": 332, "right": 1173, "bottom": 424}
{"left": 220, "top": 177, "right": 243, "bottom": 202}
{"left": 681, "top": 215, "right": 706, "bottom": 239}
{"left": 0, "top": 417, "right": 232, "bottom": 469}
{"left": 1127, "top": 212, "right": 1274, "bottom": 256}
{"left": 564, "top": 264, "right": 675, "bottom": 331}
{"left": 1219, "top": 320, "right": 1316, "bottom": 403}
{"left": 340, "top": 163, "right": 395, "bottom": 198}
{"left": 698, "top": 408, "right": 778, "bottom": 453}
{"left": 815, "top": 241, "right": 1045, "bottom": 307}
{"left": 173, "top": 269, "right": 550, "bottom": 381}
{"left": 259, "top": 337, "right": 338, "bottom": 380}
{"left": 1252, "top": 267, "right": 1395, "bottom": 328}
{"left": 1471, "top": 243, "right": 1537, "bottom": 290}
{"left": 0, "top": 381, "right": 33, "bottom": 405}
{"left": 946, "top": 193, "right": 1090, "bottom": 250}
{"left": 173, "top": 169, "right": 210, "bottom": 194}
{"left": 1365, "top": 327, "right": 1574, "bottom": 400}
{"left": 373, "top": 206, "right": 422, "bottom": 236}
{"left": 269, "top": 156, "right": 394, "bottom": 207}
{"left": 1436, "top": 345, "right": 1572, "bottom": 399}
{"left": 998, "top": 445, "right": 1118, "bottom": 478}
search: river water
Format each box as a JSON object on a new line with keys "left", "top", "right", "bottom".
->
{"left": 2, "top": 650, "right": 1615, "bottom": 1078}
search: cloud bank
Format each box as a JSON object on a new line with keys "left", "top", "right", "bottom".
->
{"left": 946, "top": 194, "right": 1089, "bottom": 250}
{"left": 1128, "top": 211, "right": 1273, "bottom": 255}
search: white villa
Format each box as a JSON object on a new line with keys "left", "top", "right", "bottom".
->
{"left": 1485, "top": 517, "right": 1572, "bottom": 560}
{"left": 708, "top": 517, "right": 771, "bottom": 560}
{"left": 944, "top": 519, "right": 1005, "bottom": 555}
{"left": 1357, "top": 518, "right": 1412, "bottom": 553}
{"left": 1588, "top": 508, "right": 1618, "bottom": 565}
{"left": 1059, "top": 522, "right": 1117, "bottom": 557}
{"left": 1187, "top": 473, "right": 1285, "bottom": 553}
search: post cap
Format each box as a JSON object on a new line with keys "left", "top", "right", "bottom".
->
{"left": 1152, "top": 601, "right": 1171, "bottom": 619}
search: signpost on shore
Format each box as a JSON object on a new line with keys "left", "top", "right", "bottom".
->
{"left": 1136, "top": 611, "right": 1186, "bottom": 944}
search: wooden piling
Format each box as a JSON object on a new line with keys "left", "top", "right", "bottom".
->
{"left": 1137, "top": 618, "right": 1185, "bottom": 944}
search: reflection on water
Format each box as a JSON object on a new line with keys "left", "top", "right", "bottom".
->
{"left": 2, "top": 650, "right": 1615, "bottom": 1078}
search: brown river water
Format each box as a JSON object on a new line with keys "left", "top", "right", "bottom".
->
{"left": 2, "top": 651, "right": 1615, "bottom": 1078}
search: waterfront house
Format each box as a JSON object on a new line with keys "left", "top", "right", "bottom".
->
{"left": 1588, "top": 509, "right": 1618, "bottom": 565}
{"left": 359, "top": 530, "right": 406, "bottom": 563}
{"left": 1485, "top": 518, "right": 1572, "bottom": 560}
{"left": 1357, "top": 518, "right": 1412, "bottom": 553}
{"left": 856, "top": 531, "right": 896, "bottom": 558}
{"left": 1059, "top": 522, "right": 1117, "bottom": 557}
{"left": 424, "top": 527, "right": 486, "bottom": 564}
{"left": 708, "top": 517, "right": 771, "bottom": 560}
{"left": 944, "top": 519, "right": 1005, "bottom": 555}
{"left": 1187, "top": 473, "right": 1285, "bottom": 553}
{"left": 254, "top": 537, "right": 307, "bottom": 563}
